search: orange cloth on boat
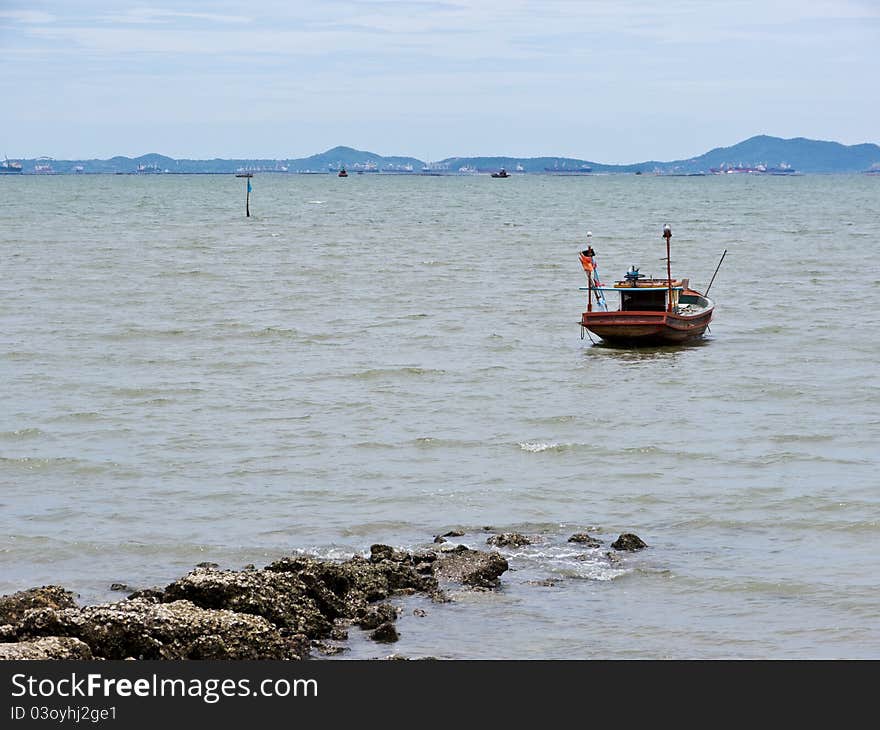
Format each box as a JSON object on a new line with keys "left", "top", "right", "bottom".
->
{"left": 579, "top": 252, "right": 595, "bottom": 273}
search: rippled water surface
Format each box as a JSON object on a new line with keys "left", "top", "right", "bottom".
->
{"left": 1, "top": 173, "right": 878, "bottom": 658}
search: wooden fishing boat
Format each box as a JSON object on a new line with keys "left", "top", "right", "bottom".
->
{"left": 579, "top": 226, "right": 723, "bottom": 345}
{"left": 491, "top": 168, "right": 509, "bottom": 178}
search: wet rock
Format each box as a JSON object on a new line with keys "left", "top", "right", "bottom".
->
{"left": 412, "top": 608, "right": 428, "bottom": 617}
{"left": 434, "top": 548, "right": 509, "bottom": 589}
{"left": 0, "top": 636, "right": 93, "bottom": 660}
{"left": 433, "top": 535, "right": 447, "bottom": 544}
{"left": 442, "top": 530, "right": 465, "bottom": 538}
{"left": 369, "top": 622, "right": 399, "bottom": 643}
{"left": 265, "top": 553, "right": 437, "bottom": 627}
{"left": 109, "top": 583, "right": 129, "bottom": 592}
{"left": 196, "top": 562, "right": 219, "bottom": 569}
{"left": 611, "top": 533, "right": 648, "bottom": 551}
{"left": 412, "top": 551, "right": 438, "bottom": 574}
{"left": 126, "top": 588, "right": 165, "bottom": 603}
{"left": 486, "top": 532, "right": 532, "bottom": 548}
{"left": 357, "top": 602, "right": 398, "bottom": 630}
{"left": 369, "top": 544, "right": 408, "bottom": 563}
{"left": 15, "top": 598, "right": 301, "bottom": 660}
{"left": 0, "top": 624, "right": 16, "bottom": 641}
{"left": 568, "top": 533, "right": 601, "bottom": 547}
{"left": 312, "top": 641, "right": 347, "bottom": 656}
{"left": 439, "top": 543, "right": 469, "bottom": 554}
{"left": 527, "top": 579, "right": 556, "bottom": 587}
{"left": 162, "top": 567, "right": 334, "bottom": 638}
{"left": 0, "top": 586, "right": 77, "bottom": 626}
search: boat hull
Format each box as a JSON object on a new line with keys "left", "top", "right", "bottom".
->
{"left": 581, "top": 308, "right": 713, "bottom": 345}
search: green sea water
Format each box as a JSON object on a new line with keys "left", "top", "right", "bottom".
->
{"left": 1, "top": 172, "right": 878, "bottom": 658}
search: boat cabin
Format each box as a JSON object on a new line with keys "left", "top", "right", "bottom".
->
{"left": 611, "top": 272, "right": 689, "bottom": 310}
{"left": 619, "top": 287, "right": 669, "bottom": 312}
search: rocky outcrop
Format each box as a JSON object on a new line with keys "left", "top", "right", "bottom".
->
{"left": 369, "top": 623, "right": 399, "bottom": 643}
{"left": 610, "top": 533, "right": 648, "bottom": 551}
{"left": 0, "top": 636, "right": 93, "bottom": 660}
{"left": 0, "top": 586, "right": 77, "bottom": 625}
{"left": 568, "top": 533, "right": 601, "bottom": 547}
{"left": 0, "top": 541, "right": 511, "bottom": 660}
{"left": 163, "top": 567, "right": 335, "bottom": 638}
{"left": 13, "top": 598, "right": 304, "bottom": 660}
{"left": 434, "top": 546, "right": 509, "bottom": 589}
{"left": 486, "top": 532, "right": 532, "bottom": 548}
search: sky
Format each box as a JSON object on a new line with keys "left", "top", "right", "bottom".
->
{"left": 2, "top": 0, "right": 878, "bottom": 164}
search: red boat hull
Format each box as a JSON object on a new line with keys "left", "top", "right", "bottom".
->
{"left": 581, "top": 308, "right": 713, "bottom": 345}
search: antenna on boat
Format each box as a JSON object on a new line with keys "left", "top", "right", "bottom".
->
{"left": 663, "top": 224, "right": 673, "bottom": 312}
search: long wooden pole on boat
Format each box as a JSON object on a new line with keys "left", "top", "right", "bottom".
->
{"left": 663, "top": 224, "right": 673, "bottom": 312}
{"left": 587, "top": 270, "right": 593, "bottom": 312}
{"left": 705, "top": 248, "right": 728, "bottom": 296}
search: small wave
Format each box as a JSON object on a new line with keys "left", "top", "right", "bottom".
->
{"left": 768, "top": 433, "right": 834, "bottom": 444}
{"left": 524, "top": 415, "right": 577, "bottom": 425}
{"left": 0, "top": 428, "right": 43, "bottom": 440}
{"left": 353, "top": 441, "right": 396, "bottom": 450}
{"left": 0, "top": 455, "right": 132, "bottom": 476}
{"left": 102, "top": 327, "right": 189, "bottom": 341}
{"left": 49, "top": 412, "right": 104, "bottom": 422}
{"left": 410, "top": 437, "right": 483, "bottom": 450}
{"left": 155, "top": 269, "right": 221, "bottom": 279}
{"left": 1, "top": 351, "right": 40, "bottom": 361}
{"left": 248, "top": 326, "right": 299, "bottom": 338}
{"left": 347, "top": 367, "right": 446, "bottom": 380}
{"left": 519, "top": 441, "right": 564, "bottom": 453}
{"left": 491, "top": 544, "right": 631, "bottom": 582}
{"left": 111, "top": 386, "right": 204, "bottom": 398}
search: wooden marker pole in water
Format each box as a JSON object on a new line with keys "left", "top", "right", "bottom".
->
{"left": 235, "top": 173, "right": 253, "bottom": 217}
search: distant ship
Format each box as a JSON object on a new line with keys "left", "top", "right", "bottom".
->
{"left": 1, "top": 156, "right": 23, "bottom": 174}
{"left": 136, "top": 163, "right": 164, "bottom": 174}
{"left": 764, "top": 163, "right": 797, "bottom": 175}
{"left": 710, "top": 162, "right": 797, "bottom": 175}
{"left": 544, "top": 161, "right": 592, "bottom": 174}
{"left": 34, "top": 156, "right": 55, "bottom": 174}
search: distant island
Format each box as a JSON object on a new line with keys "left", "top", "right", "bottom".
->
{"left": 3, "top": 136, "right": 880, "bottom": 176}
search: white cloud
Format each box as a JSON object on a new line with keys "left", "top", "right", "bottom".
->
{"left": 99, "top": 8, "right": 253, "bottom": 25}
{"left": 0, "top": 10, "right": 56, "bottom": 24}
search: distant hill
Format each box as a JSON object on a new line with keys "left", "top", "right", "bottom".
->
{"left": 290, "top": 146, "right": 423, "bottom": 172}
{"left": 654, "top": 135, "right": 880, "bottom": 174}
{"left": 6, "top": 136, "right": 879, "bottom": 174}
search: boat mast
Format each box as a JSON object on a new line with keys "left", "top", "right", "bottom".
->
{"left": 663, "top": 224, "right": 673, "bottom": 312}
